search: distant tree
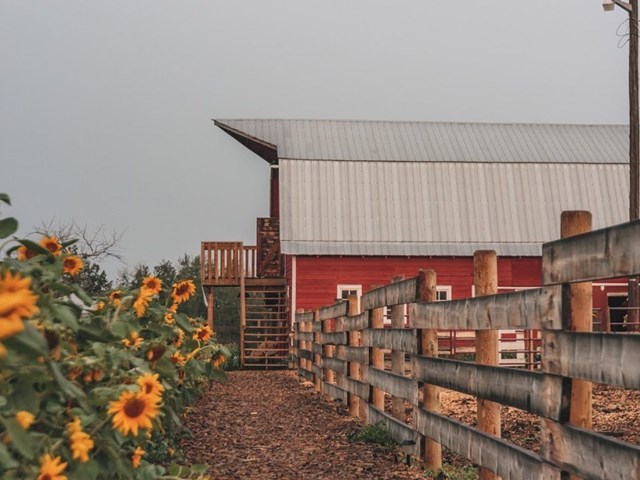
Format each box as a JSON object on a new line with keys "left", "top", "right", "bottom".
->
{"left": 34, "top": 219, "right": 124, "bottom": 262}
{"left": 76, "top": 260, "right": 113, "bottom": 297}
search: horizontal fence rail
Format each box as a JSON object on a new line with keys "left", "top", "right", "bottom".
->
{"left": 292, "top": 214, "right": 640, "bottom": 478}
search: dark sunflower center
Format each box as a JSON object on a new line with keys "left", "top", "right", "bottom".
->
{"left": 124, "top": 398, "right": 145, "bottom": 418}
{"left": 41, "top": 475, "right": 52, "bottom": 480}
{"left": 145, "top": 383, "right": 153, "bottom": 393}
{"left": 176, "top": 284, "right": 188, "bottom": 295}
{"left": 64, "top": 258, "right": 75, "bottom": 268}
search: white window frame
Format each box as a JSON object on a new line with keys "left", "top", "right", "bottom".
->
{"left": 337, "top": 284, "right": 362, "bottom": 311}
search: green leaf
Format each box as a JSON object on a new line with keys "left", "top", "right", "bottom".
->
{"left": 48, "top": 282, "right": 76, "bottom": 296}
{"left": 61, "top": 238, "right": 78, "bottom": 249}
{"left": 73, "top": 286, "right": 94, "bottom": 306}
{"left": 51, "top": 304, "right": 79, "bottom": 332}
{"left": 0, "top": 442, "right": 18, "bottom": 469}
{"left": 0, "top": 193, "right": 11, "bottom": 206}
{"left": 48, "top": 361, "right": 87, "bottom": 401}
{"left": 7, "top": 323, "right": 47, "bottom": 354}
{"left": 1, "top": 418, "right": 33, "bottom": 459}
{"left": 137, "top": 464, "right": 165, "bottom": 480}
{"left": 17, "top": 239, "right": 50, "bottom": 256}
{"left": 155, "top": 357, "right": 177, "bottom": 379}
{"left": 174, "top": 313, "right": 193, "bottom": 333}
{"left": 191, "top": 464, "right": 209, "bottom": 474}
{"left": 74, "top": 458, "right": 100, "bottom": 480}
{"left": 0, "top": 218, "right": 18, "bottom": 239}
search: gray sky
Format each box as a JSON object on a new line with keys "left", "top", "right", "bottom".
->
{"left": 0, "top": 1, "right": 631, "bottom": 277}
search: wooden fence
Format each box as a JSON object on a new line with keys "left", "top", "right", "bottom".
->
{"left": 292, "top": 212, "right": 640, "bottom": 480}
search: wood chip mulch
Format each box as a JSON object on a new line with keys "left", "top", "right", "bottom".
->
{"left": 182, "top": 371, "right": 426, "bottom": 480}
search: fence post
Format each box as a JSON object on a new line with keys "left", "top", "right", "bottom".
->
{"left": 474, "top": 250, "right": 500, "bottom": 480}
{"left": 323, "top": 309, "right": 335, "bottom": 401}
{"left": 390, "top": 276, "right": 406, "bottom": 422}
{"left": 369, "top": 285, "right": 385, "bottom": 412}
{"left": 347, "top": 294, "right": 362, "bottom": 418}
{"left": 295, "top": 308, "right": 304, "bottom": 379}
{"left": 561, "top": 211, "right": 593, "bottom": 434}
{"left": 313, "top": 309, "right": 321, "bottom": 393}
{"left": 416, "top": 269, "right": 442, "bottom": 471}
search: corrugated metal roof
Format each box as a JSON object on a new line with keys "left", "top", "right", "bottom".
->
{"left": 216, "top": 119, "right": 628, "bottom": 164}
{"left": 279, "top": 160, "right": 629, "bottom": 256}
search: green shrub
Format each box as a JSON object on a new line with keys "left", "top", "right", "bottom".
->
{"left": 347, "top": 421, "right": 396, "bottom": 447}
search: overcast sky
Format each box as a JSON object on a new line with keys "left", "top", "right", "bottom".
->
{"left": 0, "top": 1, "right": 631, "bottom": 277}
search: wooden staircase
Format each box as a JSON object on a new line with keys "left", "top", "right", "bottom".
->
{"left": 242, "top": 285, "right": 289, "bottom": 369}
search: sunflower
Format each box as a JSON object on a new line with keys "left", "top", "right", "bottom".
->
{"left": 133, "top": 288, "right": 154, "bottom": 318}
{"left": 0, "top": 343, "right": 6, "bottom": 358}
{"left": 164, "top": 311, "right": 175, "bottom": 325}
{"left": 137, "top": 372, "right": 164, "bottom": 400}
{"left": 0, "top": 270, "right": 38, "bottom": 339}
{"left": 192, "top": 325, "right": 213, "bottom": 342}
{"left": 16, "top": 411, "right": 35, "bottom": 430}
{"left": 132, "top": 446, "right": 145, "bottom": 468}
{"left": 92, "top": 369, "right": 104, "bottom": 382}
{"left": 168, "top": 302, "right": 178, "bottom": 313}
{"left": 39, "top": 236, "right": 62, "bottom": 256}
{"left": 170, "top": 351, "right": 186, "bottom": 366}
{"left": 67, "top": 417, "right": 94, "bottom": 463}
{"left": 141, "top": 276, "right": 162, "bottom": 295}
{"left": 145, "top": 344, "right": 166, "bottom": 363}
{"left": 109, "top": 290, "right": 122, "bottom": 307}
{"left": 174, "top": 328, "right": 184, "bottom": 347}
{"left": 122, "top": 331, "right": 143, "bottom": 349}
{"left": 108, "top": 390, "right": 159, "bottom": 437}
{"left": 212, "top": 352, "right": 226, "bottom": 369}
{"left": 37, "top": 454, "right": 67, "bottom": 480}
{"left": 95, "top": 300, "right": 105, "bottom": 311}
{"left": 16, "top": 245, "right": 37, "bottom": 261}
{"left": 62, "top": 255, "right": 84, "bottom": 276}
{"left": 171, "top": 280, "right": 196, "bottom": 304}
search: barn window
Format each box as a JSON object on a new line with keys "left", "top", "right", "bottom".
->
{"left": 337, "top": 284, "right": 362, "bottom": 310}
{"left": 436, "top": 286, "right": 452, "bottom": 301}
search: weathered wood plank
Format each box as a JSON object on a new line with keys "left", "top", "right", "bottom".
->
{"left": 311, "top": 321, "right": 322, "bottom": 332}
{"left": 297, "top": 332, "right": 314, "bottom": 342}
{"left": 362, "top": 328, "right": 417, "bottom": 354}
{"left": 298, "top": 349, "right": 314, "bottom": 361}
{"left": 344, "top": 377, "right": 370, "bottom": 400}
{"left": 335, "top": 345, "right": 369, "bottom": 364}
{"left": 335, "top": 311, "right": 370, "bottom": 332}
{"left": 367, "top": 405, "right": 420, "bottom": 456}
{"left": 411, "top": 286, "right": 562, "bottom": 330}
{"left": 362, "top": 278, "right": 418, "bottom": 310}
{"left": 311, "top": 342, "right": 323, "bottom": 355}
{"left": 363, "top": 366, "right": 418, "bottom": 404}
{"left": 540, "top": 419, "right": 640, "bottom": 480}
{"left": 543, "top": 219, "right": 640, "bottom": 284}
{"left": 322, "top": 357, "right": 348, "bottom": 375}
{"left": 415, "top": 409, "right": 561, "bottom": 480}
{"left": 296, "top": 311, "right": 314, "bottom": 323}
{"left": 412, "top": 356, "right": 564, "bottom": 420}
{"left": 542, "top": 331, "right": 640, "bottom": 389}
{"left": 318, "top": 301, "right": 349, "bottom": 321}
{"left": 297, "top": 367, "right": 314, "bottom": 382}
{"left": 320, "top": 332, "right": 348, "bottom": 345}
{"left": 311, "top": 363, "right": 322, "bottom": 378}
{"left": 322, "top": 381, "right": 348, "bottom": 403}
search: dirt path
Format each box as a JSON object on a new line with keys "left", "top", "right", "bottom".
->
{"left": 182, "top": 371, "right": 425, "bottom": 480}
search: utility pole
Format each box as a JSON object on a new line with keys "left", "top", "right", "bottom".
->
{"left": 605, "top": 0, "right": 639, "bottom": 330}
{"left": 629, "top": 0, "right": 639, "bottom": 331}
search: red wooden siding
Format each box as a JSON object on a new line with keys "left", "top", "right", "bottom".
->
{"left": 292, "top": 256, "right": 541, "bottom": 311}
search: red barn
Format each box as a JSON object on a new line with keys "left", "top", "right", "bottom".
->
{"left": 203, "top": 119, "right": 630, "bottom": 367}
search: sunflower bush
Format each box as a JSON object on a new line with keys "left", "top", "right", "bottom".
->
{"left": 0, "top": 194, "right": 226, "bottom": 479}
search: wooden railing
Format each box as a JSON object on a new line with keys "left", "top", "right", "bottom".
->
{"left": 201, "top": 242, "right": 254, "bottom": 286}
{"left": 293, "top": 214, "right": 640, "bottom": 479}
